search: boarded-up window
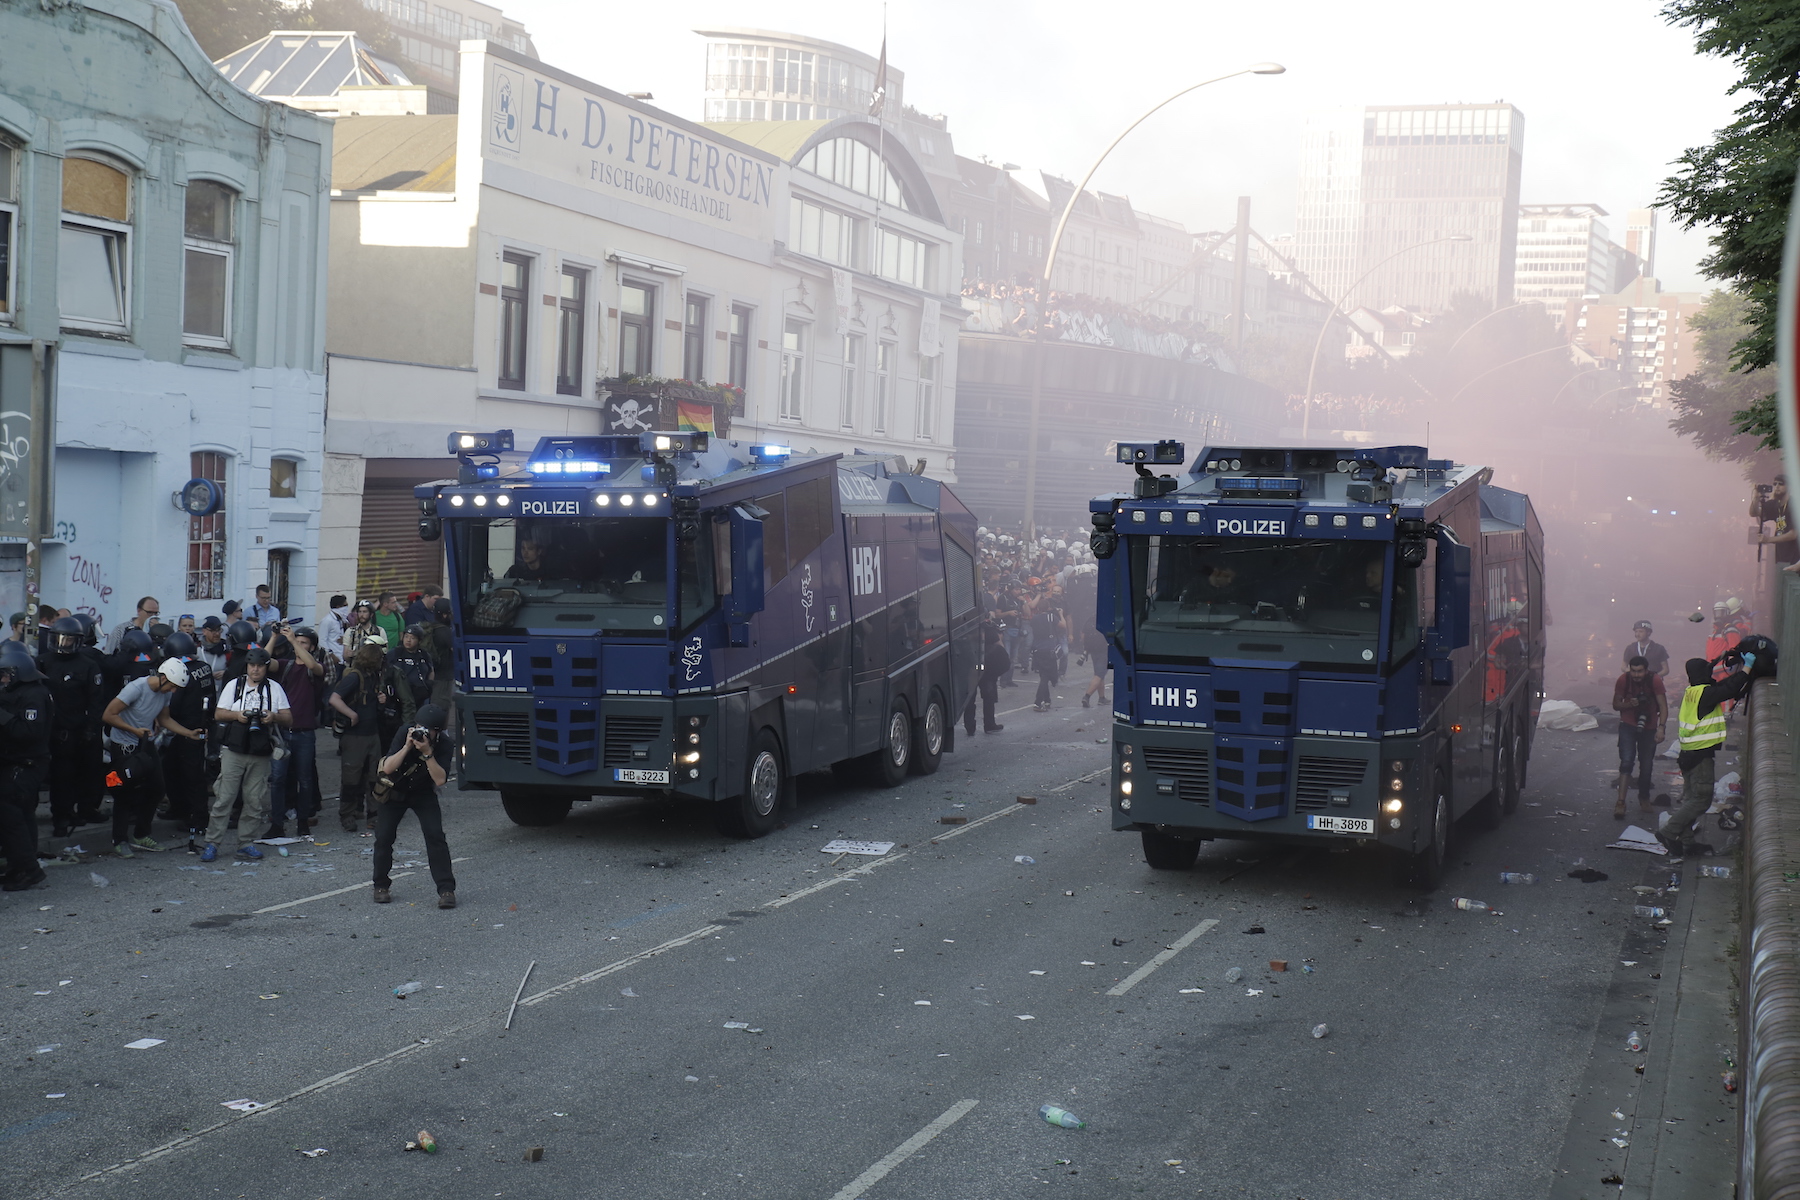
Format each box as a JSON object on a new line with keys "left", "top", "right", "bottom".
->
{"left": 63, "top": 157, "right": 130, "bottom": 221}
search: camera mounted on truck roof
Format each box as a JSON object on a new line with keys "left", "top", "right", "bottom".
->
{"left": 1116, "top": 440, "right": 1185, "bottom": 499}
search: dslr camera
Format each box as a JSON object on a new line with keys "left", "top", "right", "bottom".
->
{"left": 407, "top": 725, "right": 436, "bottom": 745}
{"left": 1758, "top": 483, "right": 1774, "bottom": 496}
{"left": 243, "top": 709, "right": 266, "bottom": 729}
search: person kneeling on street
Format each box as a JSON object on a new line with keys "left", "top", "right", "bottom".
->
{"left": 1659, "top": 654, "right": 1754, "bottom": 854}
{"left": 201, "top": 647, "right": 291, "bottom": 863}
{"left": 102, "top": 659, "right": 206, "bottom": 857}
{"left": 371, "top": 703, "right": 457, "bottom": 909}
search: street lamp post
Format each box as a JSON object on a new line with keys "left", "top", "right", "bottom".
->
{"left": 1301, "top": 234, "right": 1473, "bottom": 438}
{"left": 1019, "top": 62, "right": 1285, "bottom": 540}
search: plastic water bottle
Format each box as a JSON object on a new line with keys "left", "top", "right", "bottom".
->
{"left": 88, "top": 872, "right": 110, "bottom": 888}
{"left": 1224, "top": 967, "right": 1243, "bottom": 983}
{"left": 1452, "top": 897, "right": 1490, "bottom": 911}
{"left": 393, "top": 981, "right": 423, "bottom": 998}
{"left": 1626, "top": 1030, "right": 1644, "bottom": 1052}
{"left": 1498, "top": 872, "right": 1537, "bottom": 885}
{"left": 1040, "top": 1105, "right": 1085, "bottom": 1129}
{"left": 1633, "top": 905, "right": 1667, "bottom": 919}
{"left": 1311, "top": 1023, "right": 1329, "bottom": 1039}
{"left": 1700, "top": 865, "right": 1733, "bottom": 879}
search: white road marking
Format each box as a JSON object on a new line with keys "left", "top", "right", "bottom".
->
{"left": 1105, "top": 919, "right": 1221, "bottom": 996}
{"left": 251, "top": 856, "right": 473, "bottom": 914}
{"left": 518, "top": 924, "right": 726, "bottom": 1007}
{"left": 825, "top": 1099, "right": 979, "bottom": 1200}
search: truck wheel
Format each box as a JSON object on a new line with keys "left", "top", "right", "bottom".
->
{"left": 717, "top": 730, "right": 784, "bottom": 839}
{"left": 864, "top": 699, "right": 911, "bottom": 787}
{"left": 1141, "top": 828, "right": 1200, "bottom": 870}
{"left": 500, "top": 788, "right": 573, "bottom": 827}
{"left": 1499, "top": 725, "right": 1521, "bottom": 815}
{"left": 910, "top": 692, "right": 946, "bottom": 776}
{"left": 1403, "top": 774, "right": 1452, "bottom": 891}
{"left": 1513, "top": 719, "right": 1531, "bottom": 791}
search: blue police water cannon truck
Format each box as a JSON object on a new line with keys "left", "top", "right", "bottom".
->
{"left": 1090, "top": 441, "right": 1543, "bottom": 887}
{"left": 419, "top": 430, "right": 982, "bottom": 836}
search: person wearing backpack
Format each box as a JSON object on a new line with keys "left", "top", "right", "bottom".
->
{"left": 200, "top": 647, "right": 291, "bottom": 862}
{"left": 329, "top": 638, "right": 414, "bottom": 833}
{"left": 389, "top": 625, "right": 435, "bottom": 711}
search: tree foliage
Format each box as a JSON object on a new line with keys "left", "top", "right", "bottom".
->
{"left": 1668, "top": 289, "right": 1782, "bottom": 467}
{"left": 172, "top": 0, "right": 401, "bottom": 68}
{"left": 1657, "top": 0, "right": 1800, "bottom": 447}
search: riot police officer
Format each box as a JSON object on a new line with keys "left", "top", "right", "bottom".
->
{"left": 159, "top": 630, "right": 216, "bottom": 849}
{"left": 69, "top": 614, "right": 109, "bottom": 826}
{"left": 42, "top": 616, "right": 103, "bottom": 839}
{"left": 107, "top": 626, "right": 158, "bottom": 700}
{"left": 219, "top": 619, "right": 258, "bottom": 688}
{"left": 0, "top": 642, "right": 54, "bottom": 891}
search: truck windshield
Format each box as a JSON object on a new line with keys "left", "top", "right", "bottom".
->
{"left": 1129, "top": 535, "right": 1388, "bottom": 665}
{"left": 454, "top": 517, "right": 697, "bottom": 633}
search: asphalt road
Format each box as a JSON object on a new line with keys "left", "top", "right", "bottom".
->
{"left": 0, "top": 689, "right": 1731, "bottom": 1199}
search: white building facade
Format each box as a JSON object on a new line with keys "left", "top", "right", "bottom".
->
{"left": 1, "top": 0, "right": 329, "bottom": 630}
{"left": 321, "top": 43, "right": 961, "bottom": 609}
{"left": 1514, "top": 203, "right": 1620, "bottom": 318}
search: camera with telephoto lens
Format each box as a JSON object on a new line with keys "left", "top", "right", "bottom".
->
{"left": 244, "top": 709, "right": 265, "bottom": 729}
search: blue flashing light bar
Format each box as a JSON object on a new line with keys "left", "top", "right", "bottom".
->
{"left": 1218, "top": 476, "right": 1302, "bottom": 500}
{"left": 750, "top": 444, "right": 792, "bottom": 463}
{"left": 530, "top": 459, "right": 611, "bottom": 476}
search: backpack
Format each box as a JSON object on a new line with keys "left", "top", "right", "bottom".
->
{"left": 1736, "top": 634, "right": 1779, "bottom": 680}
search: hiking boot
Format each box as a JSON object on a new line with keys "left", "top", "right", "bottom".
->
{"left": 373, "top": 887, "right": 391, "bottom": 904}
{"left": 3, "top": 866, "right": 48, "bottom": 891}
{"left": 437, "top": 891, "right": 456, "bottom": 909}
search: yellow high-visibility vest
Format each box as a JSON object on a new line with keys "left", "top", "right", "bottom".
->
{"left": 1677, "top": 684, "right": 1727, "bottom": 751}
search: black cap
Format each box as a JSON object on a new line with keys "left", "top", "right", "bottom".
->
{"left": 201, "top": 615, "right": 223, "bottom": 630}
{"left": 414, "top": 703, "right": 448, "bottom": 731}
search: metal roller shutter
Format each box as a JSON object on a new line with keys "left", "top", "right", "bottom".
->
{"left": 357, "top": 486, "right": 441, "bottom": 600}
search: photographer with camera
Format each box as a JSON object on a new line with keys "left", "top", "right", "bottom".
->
{"left": 1752, "top": 477, "right": 1798, "bottom": 567}
{"left": 200, "top": 647, "right": 291, "bottom": 862}
{"left": 370, "top": 703, "right": 456, "bottom": 908}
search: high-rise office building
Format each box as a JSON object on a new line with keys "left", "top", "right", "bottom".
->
{"left": 1624, "top": 208, "right": 1657, "bottom": 280}
{"left": 1514, "top": 203, "right": 1621, "bottom": 316}
{"left": 1294, "top": 103, "right": 1525, "bottom": 314}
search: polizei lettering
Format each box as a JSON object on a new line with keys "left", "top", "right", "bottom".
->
{"left": 1149, "top": 686, "right": 1201, "bottom": 709}
{"left": 1214, "top": 517, "right": 1287, "bottom": 536}
{"left": 520, "top": 500, "right": 581, "bottom": 516}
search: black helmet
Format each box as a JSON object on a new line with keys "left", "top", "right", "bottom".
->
{"left": 147, "top": 622, "right": 172, "bottom": 649}
{"left": 244, "top": 646, "right": 272, "bottom": 667}
{"left": 163, "top": 631, "right": 198, "bottom": 658}
{"left": 432, "top": 596, "right": 452, "bottom": 619}
{"left": 50, "top": 616, "right": 82, "bottom": 656}
{"left": 71, "top": 613, "right": 97, "bottom": 646}
{"left": 414, "top": 703, "right": 448, "bottom": 730}
{"left": 120, "top": 627, "right": 155, "bottom": 661}
{"left": 290, "top": 625, "right": 318, "bottom": 647}
{"left": 0, "top": 640, "right": 40, "bottom": 684}
{"left": 227, "top": 620, "right": 256, "bottom": 652}
{"left": 404, "top": 622, "right": 431, "bottom": 643}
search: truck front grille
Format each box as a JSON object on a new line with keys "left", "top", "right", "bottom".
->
{"left": 603, "top": 715, "right": 664, "bottom": 767}
{"left": 1296, "top": 756, "right": 1368, "bottom": 811}
{"left": 472, "top": 710, "right": 532, "bottom": 762}
{"left": 1142, "top": 745, "right": 1210, "bottom": 805}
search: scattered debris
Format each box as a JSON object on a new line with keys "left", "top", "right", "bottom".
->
{"left": 1608, "top": 825, "right": 1669, "bottom": 856}
{"left": 221, "top": 1099, "right": 264, "bottom": 1112}
{"left": 620, "top": 988, "right": 638, "bottom": 998}
{"left": 298, "top": 1148, "right": 328, "bottom": 1158}
{"left": 723, "top": 1021, "right": 750, "bottom": 1029}
{"left": 1225, "top": 967, "right": 1243, "bottom": 983}
{"left": 1553, "top": 809, "right": 1578, "bottom": 818}
{"left": 1568, "top": 867, "right": 1609, "bottom": 883}
{"left": 124, "top": 1038, "right": 165, "bottom": 1050}
{"left": 1498, "top": 872, "right": 1537, "bottom": 884}
{"left": 1538, "top": 699, "right": 1598, "bottom": 731}
{"left": 1016, "top": 795, "right": 1037, "bottom": 805}
{"left": 1301, "top": 964, "right": 1316, "bottom": 974}
{"left": 1014, "top": 856, "right": 1036, "bottom": 865}
{"left": 1602, "top": 1172, "right": 1624, "bottom": 1185}
{"left": 939, "top": 814, "right": 968, "bottom": 825}
{"left": 1243, "top": 925, "right": 1265, "bottom": 935}
{"left": 915, "top": 1000, "right": 932, "bottom": 1006}
{"left": 393, "top": 981, "right": 423, "bottom": 998}
{"left": 1016, "top": 1014, "right": 1036, "bottom": 1020}
{"left": 1451, "top": 898, "right": 1493, "bottom": 912}
{"left": 1626, "top": 1031, "right": 1645, "bottom": 1052}
{"left": 1700, "top": 864, "right": 1733, "bottom": 879}
{"left": 820, "top": 840, "right": 894, "bottom": 856}
{"left": 1311, "top": 1024, "right": 1329, "bottom": 1039}
{"left": 46, "top": 1093, "right": 66, "bottom": 1099}
{"left": 33, "top": 1044, "right": 58, "bottom": 1054}
{"left": 1112, "top": 938, "right": 1132, "bottom": 947}
{"left": 403, "top": 1129, "right": 439, "bottom": 1153}
{"left": 1039, "top": 1104, "right": 1085, "bottom": 1129}
{"left": 1179, "top": 988, "right": 1204, "bottom": 994}
{"left": 88, "top": 873, "right": 109, "bottom": 888}
{"left": 1269, "top": 960, "right": 1288, "bottom": 972}
{"left": 504, "top": 961, "right": 536, "bottom": 1031}
{"left": 522, "top": 1146, "right": 544, "bottom": 1162}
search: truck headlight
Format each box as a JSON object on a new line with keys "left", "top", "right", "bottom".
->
{"left": 682, "top": 750, "right": 700, "bottom": 764}
{"left": 1383, "top": 798, "right": 1403, "bottom": 814}
{"left": 1120, "top": 780, "right": 1133, "bottom": 796}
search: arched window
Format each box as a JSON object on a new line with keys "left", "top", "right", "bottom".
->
{"left": 61, "top": 156, "right": 132, "bottom": 332}
{"left": 184, "top": 180, "right": 236, "bottom": 347}
{"left": 795, "top": 137, "right": 911, "bottom": 210}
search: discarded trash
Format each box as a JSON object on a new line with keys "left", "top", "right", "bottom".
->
{"left": 1498, "top": 872, "right": 1537, "bottom": 885}
{"left": 1112, "top": 938, "right": 1131, "bottom": 947}
{"left": 939, "top": 814, "right": 968, "bottom": 825}
{"left": 1040, "top": 1104, "right": 1086, "bottom": 1129}
{"left": 34, "top": 1044, "right": 59, "bottom": 1054}
{"left": 1451, "top": 898, "right": 1491, "bottom": 912}
{"left": 1179, "top": 988, "right": 1205, "bottom": 994}
{"left": 1608, "top": 825, "right": 1669, "bottom": 856}
{"left": 1246, "top": 988, "right": 1263, "bottom": 996}
{"left": 259, "top": 994, "right": 280, "bottom": 1000}
{"left": 1537, "top": 699, "right": 1598, "bottom": 731}
{"left": 1626, "top": 1030, "right": 1645, "bottom": 1052}
{"left": 1621, "top": 961, "right": 1638, "bottom": 967}
{"left": 123, "top": 1038, "right": 165, "bottom": 1050}
{"left": 1724, "top": 1071, "right": 1739, "bottom": 1093}
{"left": 221, "top": 1099, "right": 264, "bottom": 1112}
{"left": 914, "top": 1000, "right": 932, "bottom": 1006}
{"left": 620, "top": 988, "right": 638, "bottom": 998}
{"left": 1016, "top": 1014, "right": 1036, "bottom": 1020}
{"left": 1269, "top": 960, "right": 1288, "bottom": 972}
{"left": 1311, "top": 1024, "right": 1329, "bottom": 1039}
{"left": 1700, "top": 864, "right": 1733, "bottom": 878}
{"left": 1633, "top": 905, "right": 1667, "bottom": 920}
{"left": 1014, "top": 855, "right": 1036, "bottom": 865}
{"left": 1552, "top": 809, "right": 1578, "bottom": 818}
{"left": 298, "top": 1148, "right": 329, "bottom": 1158}
{"left": 1667, "top": 872, "right": 1682, "bottom": 892}
{"left": 46, "top": 1093, "right": 66, "bottom": 1099}
{"left": 89, "top": 872, "right": 109, "bottom": 888}
{"left": 522, "top": 1147, "right": 544, "bottom": 1162}
{"left": 1016, "top": 795, "right": 1038, "bottom": 805}
{"left": 684, "top": 1075, "right": 699, "bottom": 1082}
{"left": 1612, "top": 1137, "right": 1630, "bottom": 1148}
{"left": 1568, "top": 867, "right": 1609, "bottom": 883}
{"left": 1301, "top": 964, "right": 1315, "bottom": 974}
{"left": 393, "top": 981, "right": 423, "bottom": 999}
{"left": 723, "top": 1021, "right": 750, "bottom": 1029}
{"left": 1714, "top": 771, "right": 1742, "bottom": 801}
{"left": 1224, "top": 967, "right": 1244, "bottom": 983}
{"left": 404, "top": 1129, "right": 438, "bottom": 1153}
{"left": 1244, "top": 925, "right": 1265, "bottom": 935}
{"left": 504, "top": 960, "right": 536, "bottom": 1031}
{"left": 1611, "top": 1110, "right": 1625, "bottom": 1121}
{"left": 1602, "top": 1174, "right": 1624, "bottom": 1186}
{"left": 820, "top": 840, "right": 895, "bottom": 856}
{"left": 1029, "top": 970, "right": 1046, "bottom": 976}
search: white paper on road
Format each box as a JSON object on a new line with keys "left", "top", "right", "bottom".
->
{"left": 1607, "top": 825, "right": 1669, "bottom": 855}
{"left": 221, "top": 1099, "right": 264, "bottom": 1112}
{"left": 1537, "top": 700, "right": 1598, "bottom": 731}
{"left": 123, "top": 1038, "right": 165, "bottom": 1050}
{"left": 820, "top": 840, "right": 895, "bottom": 856}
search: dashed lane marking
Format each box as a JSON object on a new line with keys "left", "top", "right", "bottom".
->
{"left": 825, "top": 1099, "right": 979, "bottom": 1200}
{"left": 1105, "top": 918, "right": 1221, "bottom": 996}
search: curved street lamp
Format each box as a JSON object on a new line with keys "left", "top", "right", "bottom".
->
{"left": 1445, "top": 341, "right": 1573, "bottom": 404}
{"left": 1445, "top": 300, "right": 1541, "bottom": 356}
{"left": 1019, "top": 62, "right": 1286, "bottom": 538}
{"left": 1301, "top": 234, "right": 1473, "bottom": 438}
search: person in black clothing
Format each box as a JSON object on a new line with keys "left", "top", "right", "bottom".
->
{"left": 388, "top": 624, "right": 435, "bottom": 710}
{"left": 0, "top": 643, "right": 53, "bottom": 891}
{"left": 371, "top": 703, "right": 457, "bottom": 908}
{"left": 42, "top": 617, "right": 104, "bottom": 838}
{"left": 963, "top": 624, "right": 1009, "bottom": 735}
{"left": 158, "top": 630, "right": 216, "bottom": 849}
{"left": 1030, "top": 604, "right": 1064, "bottom": 711}
{"left": 70, "top": 614, "right": 109, "bottom": 825}
{"left": 1659, "top": 656, "right": 1755, "bottom": 853}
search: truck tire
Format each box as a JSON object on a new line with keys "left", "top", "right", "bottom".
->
{"left": 1499, "top": 723, "right": 1521, "bottom": 815}
{"left": 717, "top": 729, "right": 784, "bottom": 839}
{"left": 500, "top": 788, "right": 573, "bottom": 827}
{"left": 1401, "top": 772, "right": 1452, "bottom": 891}
{"left": 910, "top": 691, "right": 946, "bottom": 776}
{"left": 863, "top": 699, "right": 912, "bottom": 787}
{"left": 1141, "top": 828, "right": 1200, "bottom": 871}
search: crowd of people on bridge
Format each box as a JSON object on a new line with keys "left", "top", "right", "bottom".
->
{"left": 965, "top": 524, "right": 1108, "bottom": 731}
{"left": 0, "top": 586, "right": 460, "bottom": 904}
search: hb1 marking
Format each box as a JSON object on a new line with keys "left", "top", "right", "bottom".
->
{"left": 851, "top": 545, "right": 883, "bottom": 596}
{"left": 468, "top": 648, "right": 515, "bottom": 679}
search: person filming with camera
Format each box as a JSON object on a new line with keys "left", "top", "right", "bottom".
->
{"left": 200, "top": 647, "right": 290, "bottom": 862}
{"left": 370, "top": 703, "right": 457, "bottom": 909}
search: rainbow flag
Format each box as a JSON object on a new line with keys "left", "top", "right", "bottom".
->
{"left": 677, "top": 399, "right": 715, "bottom": 432}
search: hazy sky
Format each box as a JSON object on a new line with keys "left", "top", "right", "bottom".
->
{"left": 503, "top": 0, "right": 1740, "bottom": 293}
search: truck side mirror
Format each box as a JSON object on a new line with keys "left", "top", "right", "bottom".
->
{"left": 1424, "top": 530, "right": 1472, "bottom": 680}
{"left": 725, "top": 505, "right": 766, "bottom": 641}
